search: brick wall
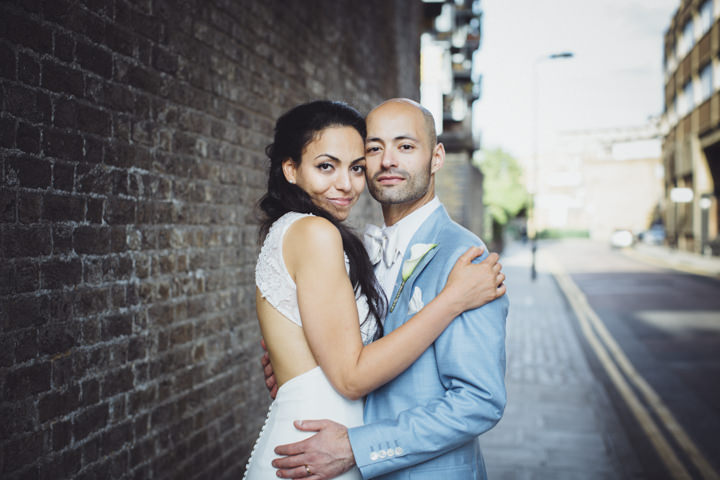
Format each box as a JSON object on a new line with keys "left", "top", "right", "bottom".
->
{"left": 0, "top": 0, "right": 421, "bottom": 478}
{"left": 436, "top": 152, "right": 485, "bottom": 237}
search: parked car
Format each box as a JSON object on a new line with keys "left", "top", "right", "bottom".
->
{"left": 610, "top": 229, "right": 634, "bottom": 248}
{"left": 640, "top": 224, "right": 666, "bottom": 245}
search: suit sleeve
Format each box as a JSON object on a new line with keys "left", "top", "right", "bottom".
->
{"left": 347, "top": 247, "right": 508, "bottom": 478}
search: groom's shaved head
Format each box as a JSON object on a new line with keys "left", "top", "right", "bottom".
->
{"left": 368, "top": 98, "right": 437, "bottom": 148}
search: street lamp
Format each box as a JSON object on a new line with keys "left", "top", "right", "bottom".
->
{"left": 530, "top": 51, "right": 574, "bottom": 281}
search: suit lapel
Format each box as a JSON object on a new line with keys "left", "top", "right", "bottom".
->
{"left": 386, "top": 206, "right": 450, "bottom": 315}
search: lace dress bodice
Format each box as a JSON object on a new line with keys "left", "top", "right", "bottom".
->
{"left": 244, "top": 212, "right": 373, "bottom": 479}
{"left": 255, "top": 212, "right": 377, "bottom": 344}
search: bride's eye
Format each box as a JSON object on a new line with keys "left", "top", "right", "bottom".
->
{"left": 317, "top": 163, "right": 333, "bottom": 172}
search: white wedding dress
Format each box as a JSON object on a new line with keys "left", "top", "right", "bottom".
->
{"left": 243, "top": 212, "right": 375, "bottom": 480}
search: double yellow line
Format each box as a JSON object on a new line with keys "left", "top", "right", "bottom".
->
{"left": 547, "top": 254, "right": 719, "bottom": 480}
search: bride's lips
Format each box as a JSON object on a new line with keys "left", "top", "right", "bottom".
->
{"left": 327, "top": 197, "right": 353, "bottom": 207}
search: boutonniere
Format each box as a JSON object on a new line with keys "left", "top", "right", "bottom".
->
{"left": 390, "top": 243, "right": 437, "bottom": 312}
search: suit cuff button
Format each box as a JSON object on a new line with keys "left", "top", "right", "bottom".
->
{"left": 370, "top": 452, "right": 379, "bottom": 461}
{"left": 395, "top": 447, "right": 404, "bottom": 456}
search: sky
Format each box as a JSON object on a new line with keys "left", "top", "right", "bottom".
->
{"left": 474, "top": 0, "right": 680, "bottom": 160}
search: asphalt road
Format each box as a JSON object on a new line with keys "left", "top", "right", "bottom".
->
{"left": 543, "top": 239, "right": 720, "bottom": 480}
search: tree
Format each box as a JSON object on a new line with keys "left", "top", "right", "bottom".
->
{"left": 474, "top": 148, "right": 529, "bottom": 246}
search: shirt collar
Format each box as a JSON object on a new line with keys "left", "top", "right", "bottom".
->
{"left": 384, "top": 196, "right": 441, "bottom": 260}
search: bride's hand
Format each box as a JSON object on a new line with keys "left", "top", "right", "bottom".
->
{"left": 442, "top": 246, "right": 506, "bottom": 313}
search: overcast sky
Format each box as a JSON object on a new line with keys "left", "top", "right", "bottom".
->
{"left": 474, "top": 0, "right": 680, "bottom": 159}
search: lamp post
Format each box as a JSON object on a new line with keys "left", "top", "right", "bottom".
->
{"left": 530, "top": 51, "right": 574, "bottom": 281}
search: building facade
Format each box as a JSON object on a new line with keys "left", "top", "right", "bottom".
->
{"left": 0, "top": 1, "right": 423, "bottom": 478}
{"left": 420, "top": 0, "right": 486, "bottom": 238}
{"left": 534, "top": 125, "right": 664, "bottom": 241}
{"left": 663, "top": 0, "right": 720, "bottom": 254}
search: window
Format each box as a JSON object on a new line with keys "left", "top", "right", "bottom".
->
{"left": 700, "top": 62, "right": 713, "bottom": 102}
{"left": 700, "top": 0, "right": 713, "bottom": 36}
{"left": 679, "top": 80, "right": 694, "bottom": 116}
{"left": 685, "top": 79, "right": 695, "bottom": 108}
{"left": 668, "top": 95, "right": 678, "bottom": 126}
{"left": 678, "top": 19, "right": 695, "bottom": 58}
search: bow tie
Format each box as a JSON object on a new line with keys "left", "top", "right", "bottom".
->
{"left": 364, "top": 224, "right": 399, "bottom": 268}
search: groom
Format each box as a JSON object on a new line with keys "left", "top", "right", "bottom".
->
{"left": 271, "top": 98, "right": 508, "bottom": 479}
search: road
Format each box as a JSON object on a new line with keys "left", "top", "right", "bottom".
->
{"left": 542, "top": 239, "right": 720, "bottom": 480}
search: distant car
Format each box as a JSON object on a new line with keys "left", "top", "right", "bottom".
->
{"left": 641, "top": 225, "right": 665, "bottom": 245}
{"left": 610, "top": 229, "right": 634, "bottom": 248}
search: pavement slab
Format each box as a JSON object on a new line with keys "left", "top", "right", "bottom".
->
{"left": 481, "top": 243, "right": 647, "bottom": 479}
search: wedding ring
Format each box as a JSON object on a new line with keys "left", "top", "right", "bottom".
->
{"left": 305, "top": 464, "right": 312, "bottom": 476}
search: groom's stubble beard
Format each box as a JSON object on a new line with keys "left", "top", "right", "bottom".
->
{"left": 366, "top": 155, "right": 433, "bottom": 207}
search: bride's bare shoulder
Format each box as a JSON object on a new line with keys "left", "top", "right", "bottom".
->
{"left": 285, "top": 215, "right": 340, "bottom": 246}
{"left": 283, "top": 216, "right": 343, "bottom": 268}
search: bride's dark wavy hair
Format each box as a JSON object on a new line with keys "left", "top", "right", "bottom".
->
{"left": 258, "top": 100, "right": 385, "bottom": 339}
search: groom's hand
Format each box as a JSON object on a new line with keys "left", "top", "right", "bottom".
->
{"left": 260, "top": 339, "right": 278, "bottom": 399}
{"left": 273, "top": 419, "right": 355, "bottom": 479}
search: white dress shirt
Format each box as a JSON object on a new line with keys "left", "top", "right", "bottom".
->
{"left": 373, "top": 197, "right": 441, "bottom": 304}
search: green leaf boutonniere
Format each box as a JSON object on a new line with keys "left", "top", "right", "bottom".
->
{"left": 390, "top": 243, "right": 437, "bottom": 312}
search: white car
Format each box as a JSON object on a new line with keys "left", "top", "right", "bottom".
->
{"left": 610, "top": 229, "right": 634, "bottom": 248}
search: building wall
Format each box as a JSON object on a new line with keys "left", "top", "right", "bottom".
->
{"left": 663, "top": 0, "right": 720, "bottom": 253}
{"left": 435, "top": 152, "right": 485, "bottom": 238}
{"left": 535, "top": 130, "right": 664, "bottom": 240}
{"left": 0, "top": 1, "right": 421, "bottom": 478}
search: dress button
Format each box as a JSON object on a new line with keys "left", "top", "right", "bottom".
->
{"left": 370, "top": 452, "right": 379, "bottom": 461}
{"left": 395, "top": 447, "right": 404, "bottom": 456}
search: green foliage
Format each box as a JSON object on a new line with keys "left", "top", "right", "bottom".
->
{"left": 475, "top": 148, "right": 529, "bottom": 226}
{"left": 538, "top": 229, "right": 590, "bottom": 239}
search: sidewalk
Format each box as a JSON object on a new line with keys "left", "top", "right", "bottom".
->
{"left": 622, "top": 242, "right": 720, "bottom": 278}
{"left": 481, "top": 242, "right": 644, "bottom": 479}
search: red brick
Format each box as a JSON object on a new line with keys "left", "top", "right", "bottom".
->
{"left": 18, "top": 51, "right": 40, "bottom": 85}
{"left": 17, "top": 191, "right": 42, "bottom": 223}
{"left": 2, "top": 224, "right": 52, "bottom": 258}
{"left": 53, "top": 31, "right": 75, "bottom": 62}
{"left": 38, "top": 385, "right": 81, "bottom": 422}
{"left": 16, "top": 122, "right": 40, "bottom": 153}
{"left": 0, "top": 40, "right": 17, "bottom": 79}
{"left": 73, "top": 225, "right": 111, "bottom": 254}
{"left": 4, "top": 11, "right": 52, "bottom": 54}
{"left": 52, "top": 161, "right": 75, "bottom": 191}
{"left": 42, "top": 60, "right": 84, "bottom": 97}
{"left": 78, "top": 103, "right": 111, "bottom": 136}
{"left": 5, "top": 154, "right": 51, "bottom": 189}
{"left": 73, "top": 402, "right": 108, "bottom": 441}
{"left": 76, "top": 40, "right": 113, "bottom": 78}
{"left": 53, "top": 97, "right": 78, "bottom": 129}
{"left": 42, "top": 193, "right": 84, "bottom": 222}
{"left": 40, "top": 256, "right": 82, "bottom": 289}
{"left": 4, "top": 362, "right": 51, "bottom": 400}
{"left": 44, "top": 128, "right": 83, "bottom": 161}
{"left": 14, "top": 259, "right": 40, "bottom": 293}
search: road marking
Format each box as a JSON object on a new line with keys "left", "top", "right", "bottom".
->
{"left": 622, "top": 248, "right": 720, "bottom": 279}
{"left": 547, "top": 253, "right": 720, "bottom": 480}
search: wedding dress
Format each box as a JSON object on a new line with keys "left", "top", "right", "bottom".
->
{"left": 243, "top": 212, "right": 375, "bottom": 480}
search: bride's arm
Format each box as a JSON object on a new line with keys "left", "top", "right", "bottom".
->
{"left": 285, "top": 216, "right": 503, "bottom": 401}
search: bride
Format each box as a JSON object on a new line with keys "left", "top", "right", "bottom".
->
{"left": 243, "top": 100, "right": 505, "bottom": 479}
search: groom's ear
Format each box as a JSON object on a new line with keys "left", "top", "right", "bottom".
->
{"left": 430, "top": 143, "right": 445, "bottom": 174}
{"left": 282, "top": 158, "right": 297, "bottom": 184}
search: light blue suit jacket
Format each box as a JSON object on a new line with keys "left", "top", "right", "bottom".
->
{"left": 348, "top": 206, "right": 508, "bottom": 479}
